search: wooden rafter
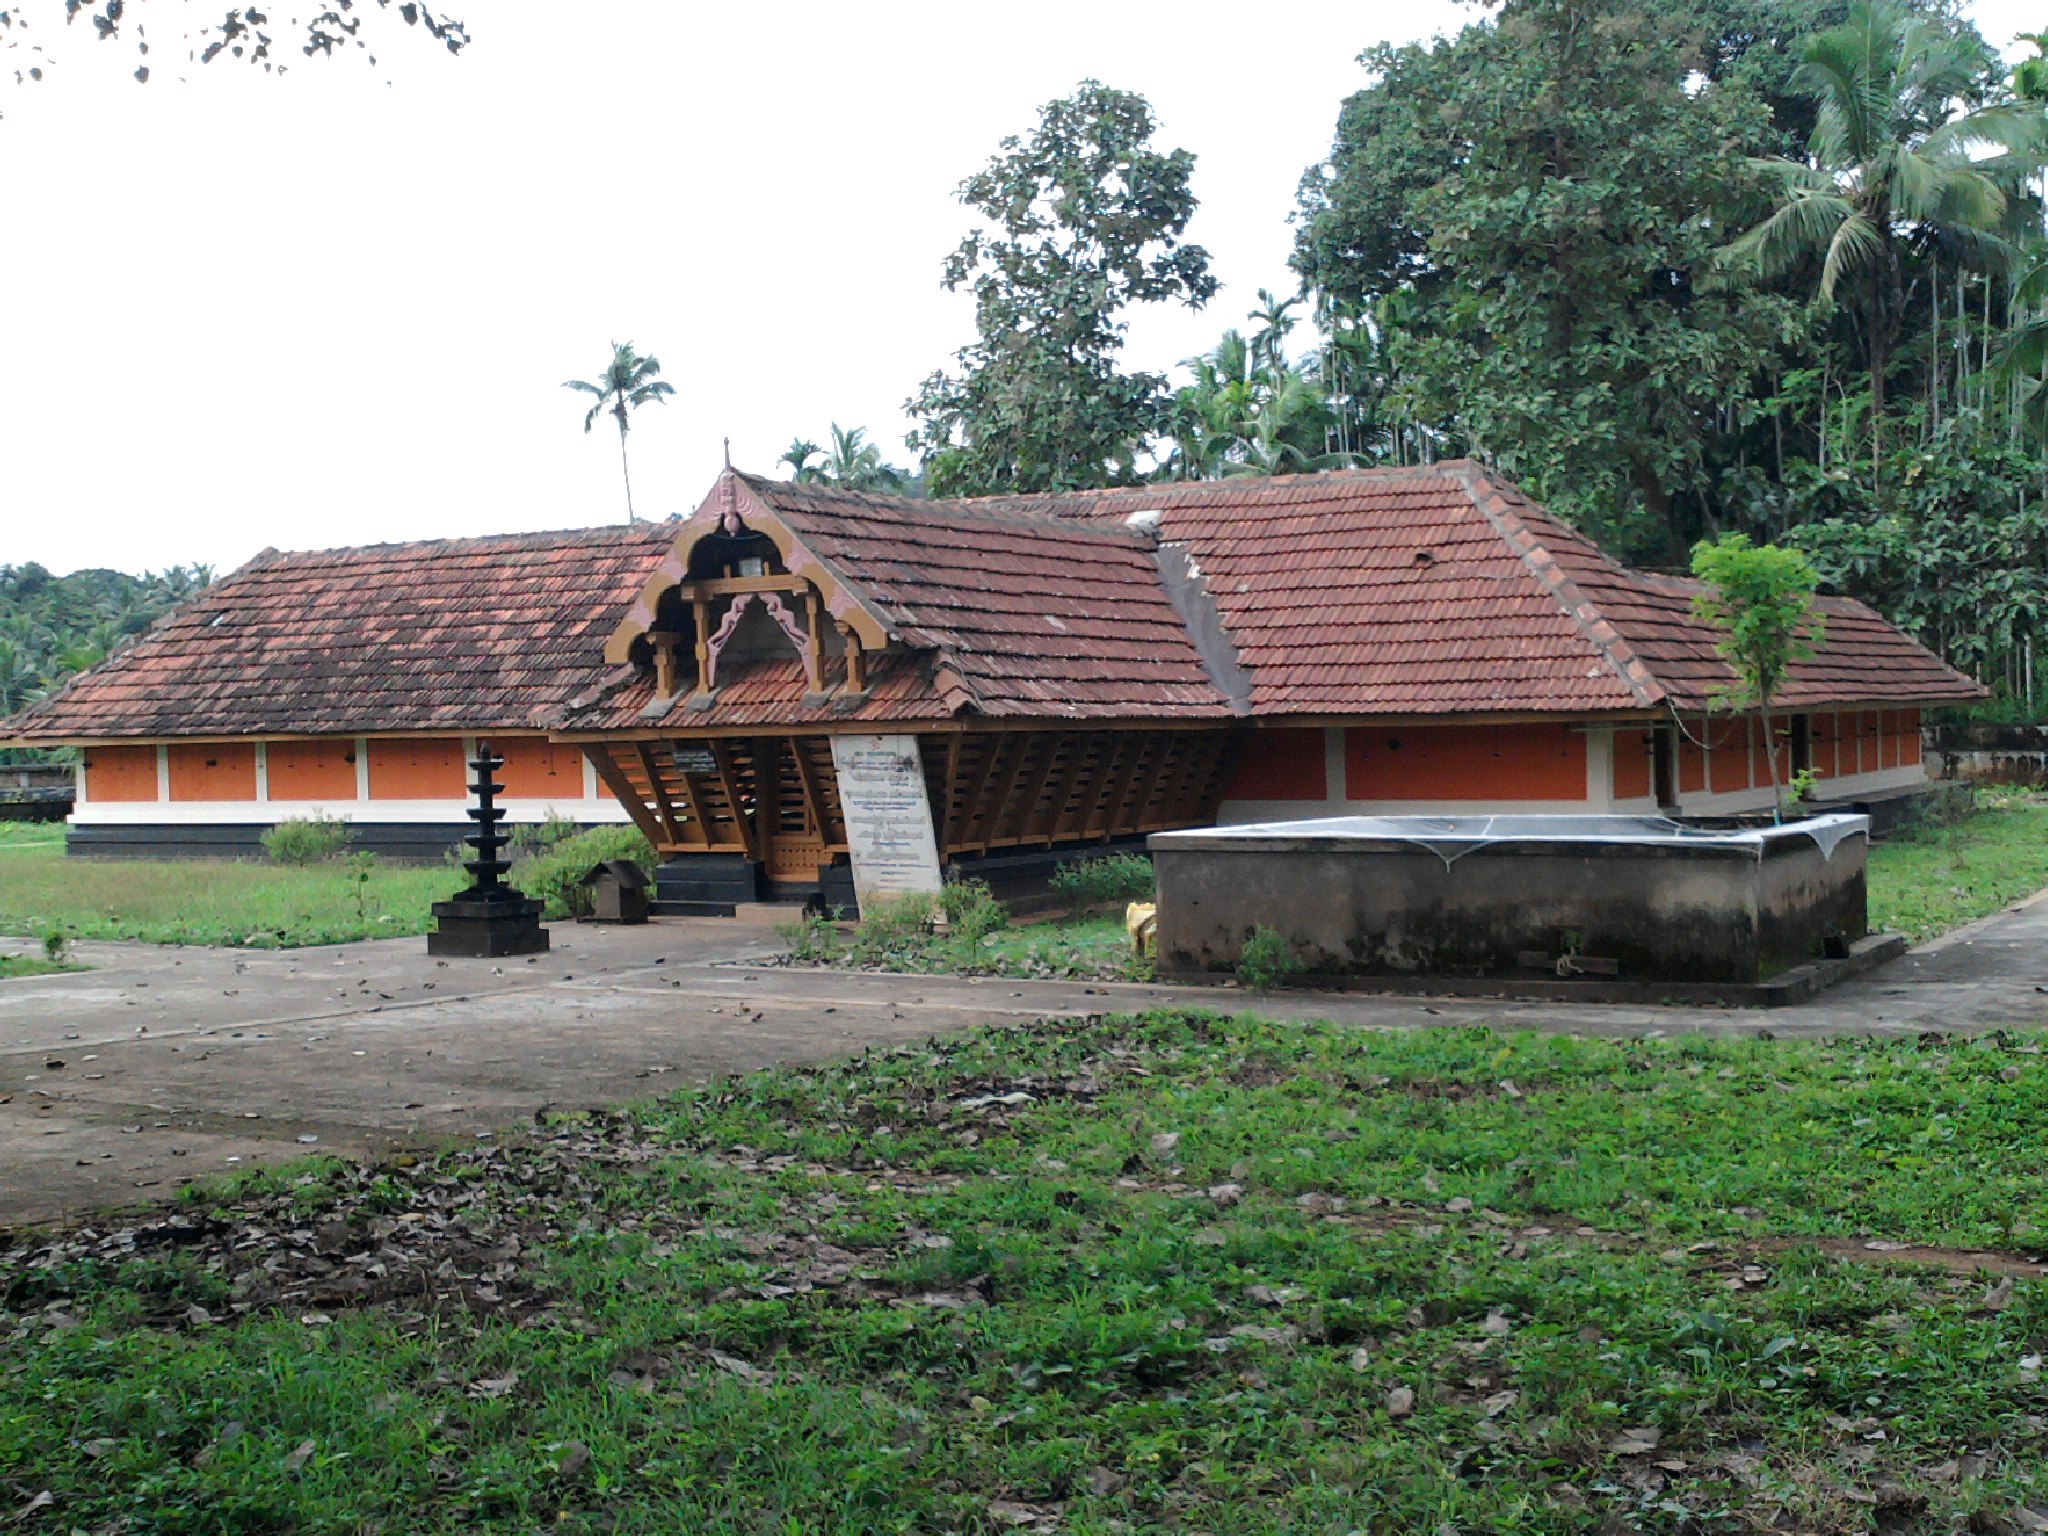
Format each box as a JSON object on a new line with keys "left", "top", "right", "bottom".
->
{"left": 999, "top": 737, "right": 1064, "bottom": 847}
{"left": 707, "top": 738, "right": 758, "bottom": 859}
{"left": 1056, "top": 733, "right": 1121, "bottom": 845}
{"left": 632, "top": 743, "right": 685, "bottom": 847}
{"left": 582, "top": 745, "right": 668, "bottom": 851}
{"left": 789, "top": 737, "right": 831, "bottom": 842}
{"left": 670, "top": 766, "right": 712, "bottom": 847}
{"left": 1087, "top": 733, "right": 1145, "bottom": 840}
{"left": 967, "top": 733, "right": 1030, "bottom": 855}
{"left": 938, "top": 734, "right": 963, "bottom": 847}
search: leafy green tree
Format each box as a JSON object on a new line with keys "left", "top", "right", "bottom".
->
{"left": 1295, "top": 0, "right": 1807, "bottom": 559}
{"left": 905, "top": 81, "right": 1217, "bottom": 495}
{"left": 780, "top": 438, "right": 824, "bottom": 482}
{"left": 563, "top": 342, "right": 674, "bottom": 523}
{"left": 1717, "top": 2, "right": 2040, "bottom": 472}
{"left": 1, "top": 1, "right": 467, "bottom": 103}
{"left": 779, "top": 425, "right": 914, "bottom": 492}
{"left": 1160, "top": 304, "right": 1356, "bottom": 481}
{"left": 0, "top": 561, "right": 212, "bottom": 760}
{"left": 1690, "top": 533, "right": 1826, "bottom": 818}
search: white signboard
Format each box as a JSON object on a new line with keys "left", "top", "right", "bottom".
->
{"left": 830, "top": 734, "right": 945, "bottom": 911}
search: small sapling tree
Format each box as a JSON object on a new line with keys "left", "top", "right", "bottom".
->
{"left": 1689, "top": 533, "right": 1825, "bottom": 823}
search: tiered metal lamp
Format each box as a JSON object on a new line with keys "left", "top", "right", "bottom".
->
{"left": 427, "top": 740, "right": 549, "bottom": 956}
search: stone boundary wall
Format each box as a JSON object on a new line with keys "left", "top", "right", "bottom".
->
{"left": 1925, "top": 723, "right": 2048, "bottom": 787}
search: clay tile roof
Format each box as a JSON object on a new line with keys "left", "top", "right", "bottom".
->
{"left": 1040, "top": 462, "right": 1983, "bottom": 716}
{"left": 734, "top": 476, "right": 1229, "bottom": 720}
{"left": 6, "top": 462, "right": 1984, "bottom": 745}
{"left": 4, "top": 523, "right": 677, "bottom": 741}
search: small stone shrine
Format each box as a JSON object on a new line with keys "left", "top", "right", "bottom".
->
{"left": 428, "top": 741, "right": 549, "bottom": 956}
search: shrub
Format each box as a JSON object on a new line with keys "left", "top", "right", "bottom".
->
{"left": 940, "top": 878, "right": 1009, "bottom": 945}
{"left": 849, "top": 892, "right": 938, "bottom": 962}
{"left": 511, "top": 825, "right": 657, "bottom": 919}
{"left": 1236, "top": 924, "right": 1303, "bottom": 991}
{"left": 509, "top": 812, "right": 582, "bottom": 858}
{"left": 1050, "top": 852, "right": 1155, "bottom": 909}
{"left": 41, "top": 930, "right": 69, "bottom": 963}
{"left": 776, "top": 913, "right": 842, "bottom": 963}
{"left": 261, "top": 814, "right": 353, "bottom": 865}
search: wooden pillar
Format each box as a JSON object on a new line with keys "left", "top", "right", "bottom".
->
{"left": 651, "top": 633, "right": 681, "bottom": 699}
{"left": 803, "top": 591, "right": 825, "bottom": 694}
{"left": 691, "top": 596, "right": 713, "bottom": 698}
{"left": 838, "top": 621, "right": 866, "bottom": 694}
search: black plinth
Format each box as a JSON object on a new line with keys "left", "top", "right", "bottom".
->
{"left": 428, "top": 739, "right": 550, "bottom": 957}
{"left": 427, "top": 894, "right": 549, "bottom": 957}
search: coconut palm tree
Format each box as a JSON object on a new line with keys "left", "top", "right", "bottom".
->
{"left": 819, "top": 424, "right": 907, "bottom": 491}
{"left": 563, "top": 342, "right": 675, "bottom": 522}
{"left": 1718, "top": 2, "right": 2043, "bottom": 471}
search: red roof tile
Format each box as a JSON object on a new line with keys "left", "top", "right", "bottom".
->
{"left": 5, "top": 523, "right": 675, "bottom": 740}
{"left": 1036, "top": 462, "right": 1982, "bottom": 716}
{"left": 5, "top": 463, "right": 1983, "bottom": 745}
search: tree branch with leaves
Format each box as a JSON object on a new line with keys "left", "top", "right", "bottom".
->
{"left": 1690, "top": 532, "right": 1826, "bottom": 821}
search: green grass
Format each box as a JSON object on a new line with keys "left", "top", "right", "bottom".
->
{"left": 4, "top": 1013, "right": 2046, "bottom": 1534}
{"left": 0, "top": 835, "right": 463, "bottom": 948}
{"left": 0, "top": 954, "right": 82, "bottom": 979}
{"left": 784, "top": 912, "right": 1151, "bottom": 982}
{"left": 1866, "top": 791, "right": 2048, "bottom": 941}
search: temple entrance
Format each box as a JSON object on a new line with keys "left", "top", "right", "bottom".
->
{"left": 753, "top": 735, "right": 841, "bottom": 889}
{"left": 573, "top": 726, "right": 1238, "bottom": 909}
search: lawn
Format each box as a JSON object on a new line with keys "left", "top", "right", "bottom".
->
{"left": 0, "top": 826, "right": 462, "bottom": 948}
{"left": 3, "top": 1013, "right": 2044, "bottom": 1534}
{"left": 1866, "top": 791, "right": 2048, "bottom": 941}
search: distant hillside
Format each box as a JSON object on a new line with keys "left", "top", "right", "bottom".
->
{"left": 0, "top": 562, "right": 212, "bottom": 758}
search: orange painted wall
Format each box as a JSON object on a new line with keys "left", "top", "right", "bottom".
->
{"left": 1612, "top": 729, "right": 1653, "bottom": 801}
{"left": 1679, "top": 736, "right": 1707, "bottom": 794}
{"left": 367, "top": 737, "right": 468, "bottom": 799}
{"left": 1345, "top": 723, "right": 1586, "bottom": 802}
{"left": 1225, "top": 728, "right": 1327, "bottom": 801}
{"left": 497, "top": 737, "right": 589, "bottom": 799}
{"left": 83, "top": 745, "right": 158, "bottom": 803}
{"left": 1811, "top": 713, "right": 1838, "bottom": 779}
{"left": 267, "top": 739, "right": 359, "bottom": 800}
{"left": 1707, "top": 719, "right": 1750, "bottom": 793}
{"left": 167, "top": 743, "right": 256, "bottom": 802}
{"left": 1899, "top": 708, "right": 1922, "bottom": 766}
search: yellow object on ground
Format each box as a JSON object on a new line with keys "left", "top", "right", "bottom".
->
{"left": 1126, "top": 901, "right": 1157, "bottom": 956}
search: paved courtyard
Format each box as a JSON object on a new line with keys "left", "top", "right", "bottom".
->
{"left": 3, "top": 892, "right": 2045, "bottom": 1227}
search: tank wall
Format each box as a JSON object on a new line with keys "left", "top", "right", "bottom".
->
{"left": 1152, "top": 841, "right": 1835, "bottom": 984}
{"left": 1755, "top": 834, "right": 1868, "bottom": 975}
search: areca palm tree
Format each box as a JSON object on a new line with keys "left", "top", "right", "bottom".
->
{"left": 780, "top": 438, "right": 824, "bottom": 482}
{"left": 563, "top": 342, "right": 675, "bottom": 522}
{"left": 1718, "top": 2, "right": 2042, "bottom": 471}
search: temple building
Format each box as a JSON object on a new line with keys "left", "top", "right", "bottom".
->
{"left": 3, "top": 463, "right": 1982, "bottom": 911}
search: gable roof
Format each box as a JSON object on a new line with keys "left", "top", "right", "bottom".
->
{"left": 4, "top": 463, "right": 1983, "bottom": 745}
{"left": 979, "top": 461, "right": 1982, "bottom": 717}
{"left": 3, "top": 523, "right": 675, "bottom": 741}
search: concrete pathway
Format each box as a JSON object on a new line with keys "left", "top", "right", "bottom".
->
{"left": 3, "top": 891, "right": 2044, "bottom": 1228}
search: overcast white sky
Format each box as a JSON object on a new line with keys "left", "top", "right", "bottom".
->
{"left": 2, "top": 0, "right": 2038, "bottom": 576}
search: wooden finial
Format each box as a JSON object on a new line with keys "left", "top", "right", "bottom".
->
{"left": 722, "top": 436, "right": 731, "bottom": 469}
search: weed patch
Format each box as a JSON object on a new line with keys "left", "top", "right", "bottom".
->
{"left": 3, "top": 1016, "right": 2046, "bottom": 1533}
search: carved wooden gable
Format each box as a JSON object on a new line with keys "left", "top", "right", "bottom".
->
{"left": 604, "top": 473, "right": 893, "bottom": 707}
